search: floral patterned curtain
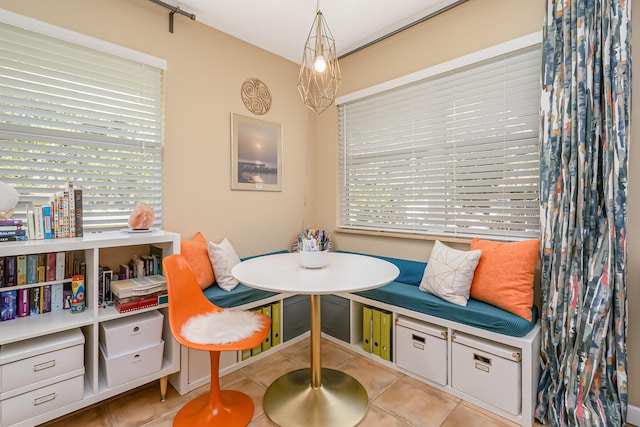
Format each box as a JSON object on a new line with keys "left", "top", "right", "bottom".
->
{"left": 536, "top": 1, "right": 631, "bottom": 426}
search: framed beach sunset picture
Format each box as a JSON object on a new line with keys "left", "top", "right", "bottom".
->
{"left": 231, "top": 113, "right": 283, "bottom": 191}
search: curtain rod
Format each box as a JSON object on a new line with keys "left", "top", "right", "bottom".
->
{"left": 148, "top": 0, "right": 196, "bottom": 33}
{"left": 338, "top": 0, "right": 468, "bottom": 60}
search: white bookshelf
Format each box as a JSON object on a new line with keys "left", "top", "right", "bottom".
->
{"left": 0, "top": 230, "right": 180, "bottom": 426}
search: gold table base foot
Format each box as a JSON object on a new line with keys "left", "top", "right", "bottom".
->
{"left": 263, "top": 368, "right": 368, "bottom": 427}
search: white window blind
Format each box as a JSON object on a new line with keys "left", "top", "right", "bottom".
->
{"left": 338, "top": 44, "right": 541, "bottom": 240}
{"left": 0, "top": 19, "right": 164, "bottom": 232}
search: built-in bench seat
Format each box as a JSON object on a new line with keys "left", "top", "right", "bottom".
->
{"left": 345, "top": 252, "right": 538, "bottom": 337}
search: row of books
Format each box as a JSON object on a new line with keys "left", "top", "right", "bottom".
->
{"left": 24, "top": 182, "right": 83, "bottom": 241}
{"left": 99, "top": 246, "right": 164, "bottom": 305}
{"left": 0, "top": 281, "right": 79, "bottom": 321}
{"left": 363, "top": 305, "right": 393, "bottom": 362}
{"left": 241, "top": 302, "right": 281, "bottom": 360}
{"left": 0, "top": 251, "right": 85, "bottom": 288}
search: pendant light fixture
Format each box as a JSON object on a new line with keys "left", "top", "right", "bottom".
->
{"left": 297, "top": 7, "right": 341, "bottom": 114}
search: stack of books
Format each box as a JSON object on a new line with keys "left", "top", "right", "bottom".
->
{"left": 0, "top": 219, "right": 28, "bottom": 242}
{"left": 110, "top": 275, "right": 167, "bottom": 313}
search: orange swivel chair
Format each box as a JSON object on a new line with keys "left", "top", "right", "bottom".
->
{"left": 163, "top": 254, "right": 271, "bottom": 426}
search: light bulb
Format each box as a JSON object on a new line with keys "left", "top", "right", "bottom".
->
{"left": 314, "top": 54, "right": 327, "bottom": 73}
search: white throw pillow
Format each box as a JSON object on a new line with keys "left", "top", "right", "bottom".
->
{"left": 419, "top": 240, "right": 481, "bottom": 306}
{"left": 208, "top": 238, "right": 241, "bottom": 291}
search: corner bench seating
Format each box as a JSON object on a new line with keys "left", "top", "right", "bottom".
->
{"left": 173, "top": 249, "right": 541, "bottom": 427}
{"left": 346, "top": 251, "right": 538, "bottom": 337}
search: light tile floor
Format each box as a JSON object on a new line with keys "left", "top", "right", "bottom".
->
{"left": 43, "top": 338, "right": 544, "bottom": 427}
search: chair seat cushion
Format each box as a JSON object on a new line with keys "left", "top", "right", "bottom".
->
{"left": 181, "top": 310, "right": 266, "bottom": 344}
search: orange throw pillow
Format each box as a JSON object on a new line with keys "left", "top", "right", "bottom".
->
{"left": 180, "top": 232, "right": 215, "bottom": 290}
{"left": 469, "top": 238, "right": 540, "bottom": 321}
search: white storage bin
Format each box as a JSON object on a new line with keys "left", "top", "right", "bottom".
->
{"left": 395, "top": 316, "right": 447, "bottom": 385}
{"left": 1, "top": 374, "right": 84, "bottom": 427}
{"left": 99, "top": 310, "right": 163, "bottom": 358}
{"left": 99, "top": 341, "right": 164, "bottom": 388}
{"left": 0, "top": 328, "right": 84, "bottom": 394}
{"left": 451, "top": 332, "right": 521, "bottom": 415}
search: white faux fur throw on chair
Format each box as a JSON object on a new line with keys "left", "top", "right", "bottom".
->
{"left": 181, "top": 310, "right": 264, "bottom": 345}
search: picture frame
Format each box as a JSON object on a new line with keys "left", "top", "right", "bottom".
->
{"left": 231, "top": 113, "right": 283, "bottom": 191}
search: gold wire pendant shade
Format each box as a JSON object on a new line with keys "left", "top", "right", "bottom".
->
{"left": 297, "top": 10, "right": 341, "bottom": 114}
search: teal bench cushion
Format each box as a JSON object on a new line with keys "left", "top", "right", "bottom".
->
{"left": 202, "top": 250, "right": 287, "bottom": 308}
{"left": 344, "top": 251, "right": 537, "bottom": 337}
{"left": 355, "top": 282, "right": 537, "bottom": 337}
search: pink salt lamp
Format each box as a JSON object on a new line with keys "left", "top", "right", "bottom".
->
{"left": 128, "top": 202, "right": 155, "bottom": 230}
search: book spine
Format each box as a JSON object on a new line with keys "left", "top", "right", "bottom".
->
{"left": 74, "top": 189, "right": 83, "bottom": 237}
{"left": 26, "top": 206, "right": 35, "bottom": 240}
{"left": 16, "top": 255, "right": 27, "bottom": 286}
{"left": 17, "top": 288, "right": 29, "bottom": 317}
{"left": 30, "top": 286, "right": 41, "bottom": 315}
{"left": 26, "top": 254, "right": 37, "bottom": 284}
{"left": 0, "top": 257, "right": 4, "bottom": 288}
{"left": 103, "top": 269, "right": 113, "bottom": 303}
{"left": 34, "top": 205, "right": 44, "bottom": 240}
{"left": 55, "top": 252, "right": 66, "bottom": 281}
{"left": 41, "top": 284, "right": 52, "bottom": 313}
{"left": 42, "top": 205, "right": 52, "bottom": 239}
{"left": 0, "top": 225, "right": 25, "bottom": 231}
{"left": 36, "top": 254, "right": 46, "bottom": 282}
{"left": 51, "top": 283, "right": 64, "bottom": 311}
{"left": 5, "top": 256, "right": 16, "bottom": 287}
{"left": 1, "top": 290, "right": 17, "bottom": 321}
{"left": 0, "top": 235, "right": 29, "bottom": 242}
{"left": 63, "top": 190, "right": 70, "bottom": 238}
{"left": 68, "top": 183, "right": 76, "bottom": 238}
{"left": 46, "top": 252, "right": 57, "bottom": 282}
{"left": 98, "top": 266, "right": 104, "bottom": 305}
{"left": 0, "top": 219, "right": 23, "bottom": 226}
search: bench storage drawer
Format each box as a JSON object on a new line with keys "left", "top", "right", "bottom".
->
{"left": 451, "top": 332, "right": 521, "bottom": 415}
{"left": 395, "top": 316, "right": 447, "bottom": 385}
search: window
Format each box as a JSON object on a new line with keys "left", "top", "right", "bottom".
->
{"left": 0, "top": 11, "right": 165, "bottom": 233}
{"left": 337, "top": 35, "right": 541, "bottom": 240}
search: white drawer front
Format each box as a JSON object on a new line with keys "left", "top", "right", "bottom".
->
{"left": 0, "top": 344, "right": 84, "bottom": 393}
{"left": 1, "top": 375, "right": 84, "bottom": 426}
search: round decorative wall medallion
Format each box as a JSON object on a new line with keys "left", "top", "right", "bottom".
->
{"left": 241, "top": 78, "right": 272, "bottom": 115}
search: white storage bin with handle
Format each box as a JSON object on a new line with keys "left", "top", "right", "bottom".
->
{"left": 451, "top": 331, "right": 522, "bottom": 415}
{"left": 395, "top": 316, "right": 447, "bottom": 386}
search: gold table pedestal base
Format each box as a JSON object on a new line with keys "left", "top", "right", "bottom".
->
{"left": 263, "top": 367, "right": 368, "bottom": 427}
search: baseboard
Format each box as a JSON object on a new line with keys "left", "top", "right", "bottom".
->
{"left": 628, "top": 404, "right": 640, "bottom": 426}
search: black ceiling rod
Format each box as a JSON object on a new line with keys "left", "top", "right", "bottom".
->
{"left": 148, "top": 0, "right": 196, "bottom": 33}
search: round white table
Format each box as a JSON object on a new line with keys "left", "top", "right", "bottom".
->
{"left": 232, "top": 252, "right": 399, "bottom": 427}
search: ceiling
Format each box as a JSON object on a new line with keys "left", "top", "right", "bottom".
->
{"left": 154, "top": 0, "right": 465, "bottom": 64}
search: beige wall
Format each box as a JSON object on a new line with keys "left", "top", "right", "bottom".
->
{"left": 2, "top": 0, "right": 638, "bottom": 411}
